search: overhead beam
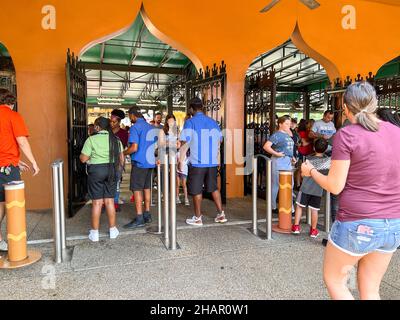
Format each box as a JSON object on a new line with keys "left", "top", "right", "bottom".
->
{"left": 82, "top": 62, "right": 184, "bottom": 75}
{"left": 99, "top": 43, "right": 106, "bottom": 94}
{"left": 275, "top": 57, "right": 311, "bottom": 78}
{"left": 120, "top": 21, "right": 147, "bottom": 97}
{"left": 276, "top": 62, "right": 321, "bottom": 81}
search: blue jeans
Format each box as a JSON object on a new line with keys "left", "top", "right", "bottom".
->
{"left": 271, "top": 156, "right": 293, "bottom": 210}
{"left": 329, "top": 218, "right": 400, "bottom": 256}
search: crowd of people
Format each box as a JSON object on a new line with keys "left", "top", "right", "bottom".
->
{"left": 81, "top": 97, "right": 227, "bottom": 239}
{"left": 1, "top": 80, "right": 399, "bottom": 300}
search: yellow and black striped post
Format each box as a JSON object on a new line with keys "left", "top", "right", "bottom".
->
{"left": 272, "top": 171, "right": 293, "bottom": 234}
{"left": 0, "top": 181, "right": 41, "bottom": 269}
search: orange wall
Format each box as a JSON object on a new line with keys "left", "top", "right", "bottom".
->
{"left": 0, "top": 0, "right": 399, "bottom": 209}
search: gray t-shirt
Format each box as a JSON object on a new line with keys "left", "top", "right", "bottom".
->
{"left": 312, "top": 120, "right": 336, "bottom": 139}
{"left": 300, "top": 154, "right": 331, "bottom": 197}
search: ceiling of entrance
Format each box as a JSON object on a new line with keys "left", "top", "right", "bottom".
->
{"left": 80, "top": 14, "right": 399, "bottom": 109}
{"left": 0, "top": 43, "right": 10, "bottom": 57}
{"left": 81, "top": 14, "right": 191, "bottom": 108}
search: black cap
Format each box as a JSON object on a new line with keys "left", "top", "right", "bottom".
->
{"left": 128, "top": 105, "right": 143, "bottom": 118}
{"left": 189, "top": 97, "right": 203, "bottom": 112}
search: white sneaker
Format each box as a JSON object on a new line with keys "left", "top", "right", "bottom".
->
{"left": 88, "top": 230, "right": 99, "bottom": 242}
{"left": 186, "top": 215, "right": 203, "bottom": 226}
{"left": 184, "top": 199, "right": 190, "bottom": 206}
{"left": 176, "top": 197, "right": 182, "bottom": 204}
{"left": 0, "top": 240, "right": 8, "bottom": 252}
{"left": 214, "top": 211, "right": 227, "bottom": 223}
{"left": 109, "top": 227, "right": 120, "bottom": 240}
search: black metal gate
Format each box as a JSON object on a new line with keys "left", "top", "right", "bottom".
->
{"left": 325, "top": 73, "right": 400, "bottom": 127}
{"left": 0, "top": 56, "right": 17, "bottom": 110}
{"left": 66, "top": 49, "right": 88, "bottom": 217}
{"left": 375, "top": 76, "right": 400, "bottom": 110}
{"left": 244, "top": 69, "right": 276, "bottom": 198}
{"left": 186, "top": 62, "right": 227, "bottom": 204}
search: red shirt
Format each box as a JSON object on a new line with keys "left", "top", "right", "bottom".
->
{"left": 0, "top": 105, "right": 29, "bottom": 167}
{"left": 298, "top": 130, "right": 313, "bottom": 156}
{"left": 115, "top": 127, "right": 129, "bottom": 148}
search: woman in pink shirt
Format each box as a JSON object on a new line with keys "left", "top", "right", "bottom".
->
{"left": 302, "top": 81, "right": 400, "bottom": 300}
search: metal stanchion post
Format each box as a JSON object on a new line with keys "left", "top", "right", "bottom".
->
{"left": 157, "top": 164, "right": 162, "bottom": 234}
{"left": 248, "top": 155, "right": 272, "bottom": 240}
{"left": 266, "top": 159, "right": 272, "bottom": 240}
{"left": 325, "top": 191, "right": 331, "bottom": 233}
{"left": 52, "top": 163, "right": 62, "bottom": 264}
{"left": 252, "top": 157, "right": 258, "bottom": 236}
{"left": 169, "top": 154, "right": 179, "bottom": 250}
{"left": 163, "top": 154, "right": 170, "bottom": 249}
{"left": 306, "top": 207, "right": 312, "bottom": 226}
{"left": 322, "top": 191, "right": 332, "bottom": 247}
{"left": 147, "top": 164, "right": 163, "bottom": 235}
{"left": 150, "top": 171, "right": 155, "bottom": 207}
{"left": 57, "top": 162, "right": 66, "bottom": 252}
{"left": 51, "top": 160, "right": 72, "bottom": 263}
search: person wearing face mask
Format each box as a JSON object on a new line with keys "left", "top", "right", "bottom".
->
{"left": 263, "top": 115, "right": 296, "bottom": 213}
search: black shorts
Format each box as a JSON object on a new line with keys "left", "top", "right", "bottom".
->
{"left": 130, "top": 166, "right": 153, "bottom": 191}
{"left": 0, "top": 165, "right": 21, "bottom": 202}
{"left": 296, "top": 191, "right": 322, "bottom": 211}
{"left": 187, "top": 166, "right": 218, "bottom": 196}
{"left": 87, "top": 164, "right": 117, "bottom": 200}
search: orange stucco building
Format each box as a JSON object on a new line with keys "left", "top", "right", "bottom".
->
{"left": 0, "top": 0, "right": 399, "bottom": 210}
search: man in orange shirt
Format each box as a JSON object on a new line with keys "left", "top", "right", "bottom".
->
{"left": 0, "top": 89, "right": 40, "bottom": 252}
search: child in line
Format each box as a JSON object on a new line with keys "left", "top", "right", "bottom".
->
{"left": 292, "top": 138, "right": 331, "bottom": 238}
{"left": 176, "top": 149, "right": 190, "bottom": 206}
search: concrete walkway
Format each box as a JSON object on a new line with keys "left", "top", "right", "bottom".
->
{"left": 0, "top": 210, "right": 399, "bottom": 299}
{"left": 0, "top": 169, "right": 399, "bottom": 300}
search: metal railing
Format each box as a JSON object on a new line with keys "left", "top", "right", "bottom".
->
{"left": 306, "top": 191, "right": 331, "bottom": 233}
{"left": 163, "top": 154, "right": 169, "bottom": 248}
{"left": 169, "top": 154, "right": 178, "bottom": 250}
{"left": 150, "top": 170, "right": 155, "bottom": 207}
{"left": 157, "top": 164, "right": 162, "bottom": 234}
{"left": 160, "top": 153, "right": 179, "bottom": 251}
{"left": 147, "top": 164, "right": 163, "bottom": 235}
{"left": 251, "top": 155, "right": 273, "bottom": 240}
{"left": 51, "top": 160, "right": 67, "bottom": 263}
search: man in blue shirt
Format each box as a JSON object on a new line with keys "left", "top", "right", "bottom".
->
{"left": 123, "top": 106, "right": 157, "bottom": 228}
{"left": 179, "top": 97, "right": 227, "bottom": 226}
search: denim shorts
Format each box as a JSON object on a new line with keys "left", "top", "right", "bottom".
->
{"left": 328, "top": 219, "right": 400, "bottom": 257}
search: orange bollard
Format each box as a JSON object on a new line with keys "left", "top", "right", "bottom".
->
{"left": 6, "top": 181, "right": 27, "bottom": 262}
{"left": 0, "top": 181, "right": 41, "bottom": 269}
{"left": 272, "top": 171, "right": 293, "bottom": 234}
